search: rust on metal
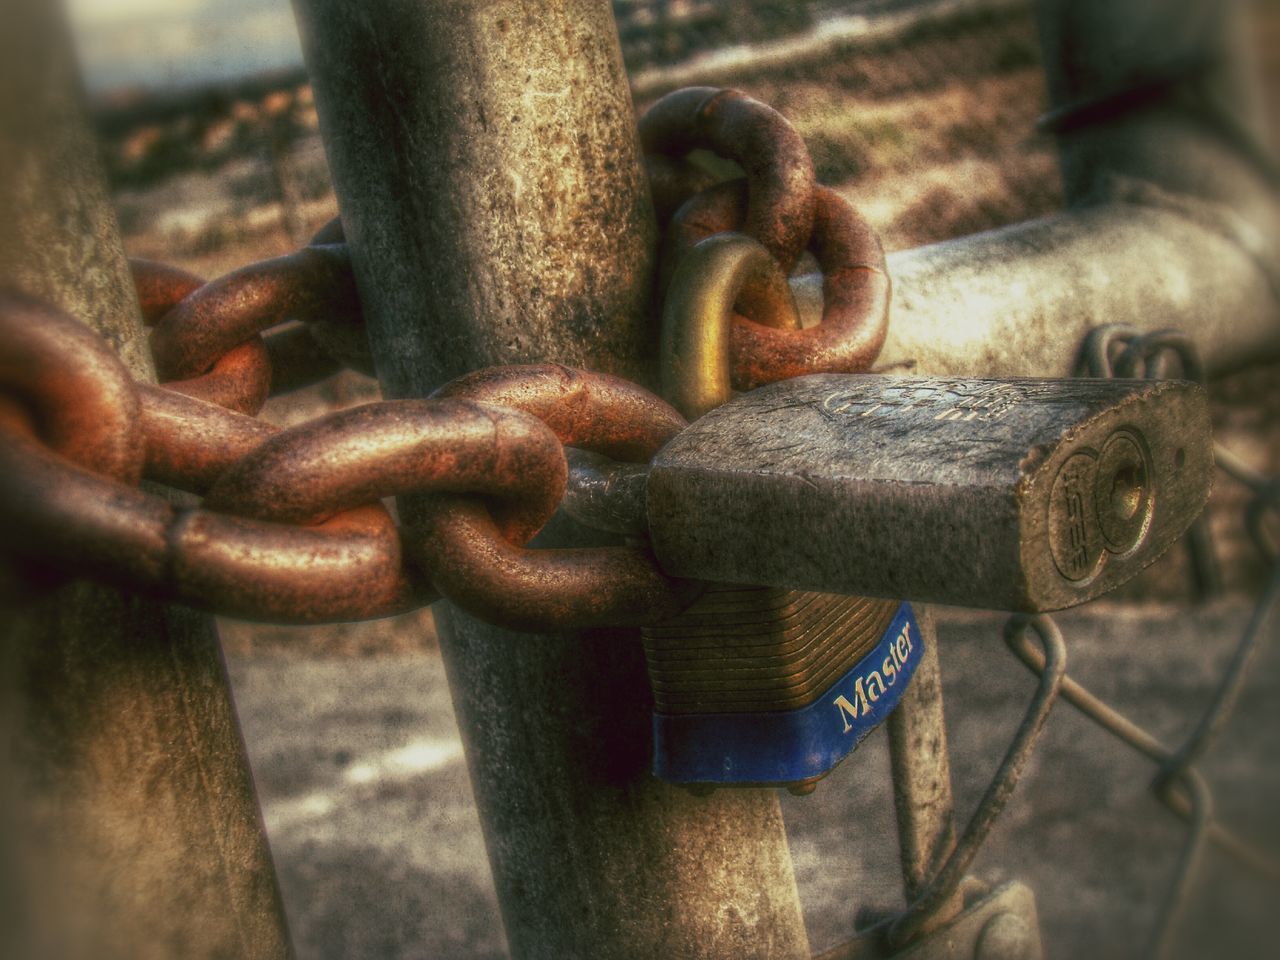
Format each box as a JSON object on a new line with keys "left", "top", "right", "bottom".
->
{"left": 433, "top": 363, "right": 687, "bottom": 462}
{"left": 667, "top": 181, "right": 890, "bottom": 390}
{"left": 131, "top": 258, "right": 273, "bottom": 414}
{"left": 158, "top": 336, "right": 273, "bottom": 414}
{"left": 422, "top": 363, "right": 696, "bottom": 629}
{"left": 148, "top": 243, "right": 360, "bottom": 382}
{"left": 168, "top": 502, "right": 419, "bottom": 624}
{"left": 411, "top": 498, "right": 697, "bottom": 631}
{"left": 138, "top": 384, "right": 277, "bottom": 492}
{"left": 0, "top": 291, "right": 143, "bottom": 482}
{"left": 0, "top": 415, "right": 421, "bottom": 624}
{"left": 129, "top": 258, "right": 205, "bottom": 322}
{"left": 205, "top": 398, "right": 567, "bottom": 545}
{"left": 0, "top": 421, "right": 172, "bottom": 587}
{"left": 640, "top": 86, "right": 817, "bottom": 271}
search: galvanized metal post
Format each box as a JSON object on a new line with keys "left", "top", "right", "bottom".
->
{"left": 291, "top": 1, "right": 811, "bottom": 957}
{"left": 0, "top": 4, "right": 292, "bottom": 958}
{"left": 885, "top": 611, "right": 959, "bottom": 917}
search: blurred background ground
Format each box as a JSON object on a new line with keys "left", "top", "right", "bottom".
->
{"left": 65, "top": 0, "right": 1280, "bottom": 956}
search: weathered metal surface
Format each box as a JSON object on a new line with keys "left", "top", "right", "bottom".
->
{"left": 640, "top": 85, "right": 817, "bottom": 270}
{"left": 0, "top": 2, "right": 292, "bottom": 955}
{"left": 149, "top": 244, "right": 359, "bottom": 382}
{"left": 886, "top": 608, "right": 961, "bottom": 922}
{"left": 671, "top": 182, "right": 890, "bottom": 390}
{"left": 562, "top": 447, "right": 651, "bottom": 536}
{"left": 643, "top": 589, "right": 915, "bottom": 790}
{"left": 787, "top": 0, "right": 1279, "bottom": 380}
{"left": 206, "top": 397, "right": 567, "bottom": 541}
{"left": 792, "top": 204, "right": 1280, "bottom": 379}
{"left": 820, "top": 882, "right": 1043, "bottom": 960}
{"left": 294, "top": 0, "right": 812, "bottom": 955}
{"left": 138, "top": 385, "right": 276, "bottom": 491}
{"left": 0, "top": 292, "right": 143, "bottom": 483}
{"left": 293, "top": 0, "right": 659, "bottom": 396}
{"left": 648, "top": 374, "right": 1213, "bottom": 611}
{"left": 418, "top": 366, "right": 696, "bottom": 630}
{"left": 660, "top": 232, "right": 796, "bottom": 418}
{"left": 643, "top": 588, "right": 899, "bottom": 715}
{"left": 0, "top": 292, "right": 423, "bottom": 627}
{"left": 433, "top": 363, "right": 687, "bottom": 462}
{"left": 650, "top": 225, "right": 910, "bottom": 792}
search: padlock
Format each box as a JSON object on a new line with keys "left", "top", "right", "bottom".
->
{"left": 645, "top": 374, "right": 1213, "bottom": 611}
{"left": 642, "top": 585, "right": 922, "bottom": 792}
{"left": 641, "top": 233, "right": 923, "bottom": 793}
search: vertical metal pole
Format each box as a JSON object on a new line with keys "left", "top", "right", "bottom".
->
{"left": 291, "top": 1, "right": 811, "bottom": 957}
{"left": 0, "top": 4, "right": 292, "bottom": 958}
{"left": 885, "top": 608, "right": 963, "bottom": 928}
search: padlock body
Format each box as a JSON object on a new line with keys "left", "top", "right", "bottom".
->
{"left": 643, "top": 588, "right": 921, "bottom": 786}
{"left": 646, "top": 375, "right": 1212, "bottom": 611}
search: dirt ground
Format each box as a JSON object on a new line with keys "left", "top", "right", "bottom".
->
{"left": 225, "top": 599, "right": 1280, "bottom": 959}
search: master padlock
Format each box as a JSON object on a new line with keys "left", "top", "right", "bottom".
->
{"left": 641, "top": 234, "right": 923, "bottom": 794}
{"left": 645, "top": 374, "right": 1212, "bottom": 610}
{"left": 632, "top": 370, "right": 1211, "bottom": 793}
{"left": 642, "top": 586, "right": 921, "bottom": 792}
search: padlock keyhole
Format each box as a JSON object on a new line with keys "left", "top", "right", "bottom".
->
{"left": 1109, "top": 463, "right": 1146, "bottom": 521}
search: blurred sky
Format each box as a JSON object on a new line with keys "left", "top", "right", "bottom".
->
{"left": 66, "top": 0, "right": 303, "bottom": 93}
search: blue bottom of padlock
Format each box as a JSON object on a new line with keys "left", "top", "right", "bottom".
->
{"left": 652, "top": 601, "right": 923, "bottom": 786}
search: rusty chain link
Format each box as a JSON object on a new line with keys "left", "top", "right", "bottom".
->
{"left": 0, "top": 86, "right": 888, "bottom": 630}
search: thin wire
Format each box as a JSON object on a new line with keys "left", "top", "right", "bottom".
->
{"left": 886, "top": 615, "right": 1066, "bottom": 948}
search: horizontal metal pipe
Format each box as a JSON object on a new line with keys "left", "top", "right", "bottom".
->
{"left": 794, "top": 202, "right": 1280, "bottom": 378}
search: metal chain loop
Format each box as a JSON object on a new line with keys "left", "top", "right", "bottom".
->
{"left": 416, "top": 363, "right": 699, "bottom": 630}
{"left": 2, "top": 85, "right": 890, "bottom": 631}
{"left": 130, "top": 258, "right": 274, "bottom": 414}
{"left": 665, "top": 180, "right": 890, "bottom": 390}
{"left": 640, "top": 86, "right": 817, "bottom": 271}
{"left": 0, "top": 291, "right": 143, "bottom": 483}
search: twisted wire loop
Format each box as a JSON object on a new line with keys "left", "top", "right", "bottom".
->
{"left": 1002, "top": 592, "right": 1280, "bottom": 958}
{"left": 419, "top": 364, "right": 700, "bottom": 631}
{"left": 883, "top": 616, "right": 1067, "bottom": 950}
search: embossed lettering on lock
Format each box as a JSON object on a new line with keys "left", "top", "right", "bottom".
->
{"left": 645, "top": 375, "right": 1212, "bottom": 612}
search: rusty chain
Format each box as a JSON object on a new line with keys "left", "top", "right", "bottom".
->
{"left": 0, "top": 86, "right": 889, "bottom": 631}
{"left": 2, "top": 79, "right": 1276, "bottom": 958}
